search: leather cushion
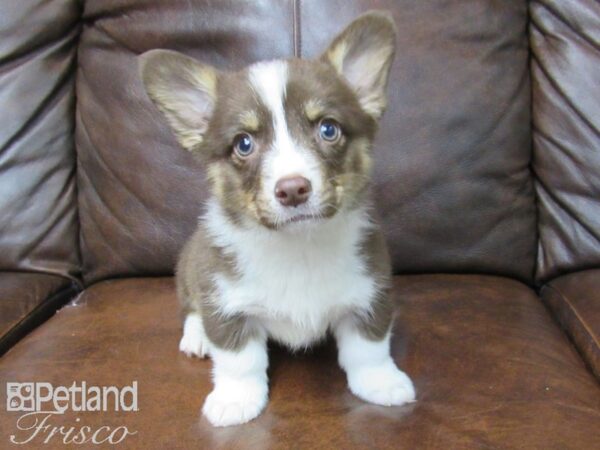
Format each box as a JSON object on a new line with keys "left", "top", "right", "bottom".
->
{"left": 1, "top": 275, "right": 598, "bottom": 448}
{"left": 0, "top": 0, "right": 81, "bottom": 279}
{"left": 75, "top": 0, "right": 536, "bottom": 284}
{"left": 541, "top": 269, "right": 600, "bottom": 380}
{"left": 530, "top": 0, "right": 600, "bottom": 281}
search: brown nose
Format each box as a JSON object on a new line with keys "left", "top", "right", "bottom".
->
{"left": 274, "top": 176, "right": 312, "bottom": 207}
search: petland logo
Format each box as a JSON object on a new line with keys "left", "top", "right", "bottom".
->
{"left": 5, "top": 382, "right": 138, "bottom": 445}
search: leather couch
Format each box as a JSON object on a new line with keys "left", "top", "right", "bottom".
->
{"left": 1, "top": 0, "right": 599, "bottom": 448}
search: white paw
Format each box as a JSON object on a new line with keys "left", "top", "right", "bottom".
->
{"left": 179, "top": 332, "right": 208, "bottom": 358}
{"left": 179, "top": 314, "right": 208, "bottom": 358}
{"left": 202, "top": 377, "right": 268, "bottom": 427}
{"left": 347, "top": 359, "right": 416, "bottom": 406}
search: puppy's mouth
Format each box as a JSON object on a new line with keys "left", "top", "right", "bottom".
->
{"left": 259, "top": 212, "right": 331, "bottom": 230}
{"left": 256, "top": 196, "right": 340, "bottom": 230}
{"left": 282, "top": 214, "right": 322, "bottom": 226}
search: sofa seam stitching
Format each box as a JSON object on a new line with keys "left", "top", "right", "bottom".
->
{"left": 293, "top": 0, "right": 301, "bottom": 58}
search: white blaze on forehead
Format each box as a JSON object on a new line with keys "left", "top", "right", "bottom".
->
{"left": 248, "top": 61, "right": 322, "bottom": 213}
{"left": 248, "top": 61, "right": 288, "bottom": 123}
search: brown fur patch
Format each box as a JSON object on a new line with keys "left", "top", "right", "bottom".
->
{"left": 354, "top": 226, "right": 394, "bottom": 340}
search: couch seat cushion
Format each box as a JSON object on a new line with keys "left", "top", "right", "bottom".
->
{"left": 0, "top": 275, "right": 598, "bottom": 448}
{"left": 542, "top": 269, "right": 600, "bottom": 380}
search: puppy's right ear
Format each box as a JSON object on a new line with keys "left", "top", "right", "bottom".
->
{"left": 139, "top": 49, "right": 217, "bottom": 151}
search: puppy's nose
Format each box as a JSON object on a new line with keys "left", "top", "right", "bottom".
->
{"left": 274, "top": 176, "right": 312, "bottom": 207}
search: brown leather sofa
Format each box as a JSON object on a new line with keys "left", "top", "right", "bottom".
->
{"left": 1, "top": 0, "right": 599, "bottom": 448}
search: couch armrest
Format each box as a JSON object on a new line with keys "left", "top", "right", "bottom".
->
{"left": 0, "top": 272, "right": 80, "bottom": 356}
{"left": 541, "top": 269, "right": 600, "bottom": 380}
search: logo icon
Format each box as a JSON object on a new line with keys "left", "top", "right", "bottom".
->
{"left": 6, "top": 383, "right": 35, "bottom": 412}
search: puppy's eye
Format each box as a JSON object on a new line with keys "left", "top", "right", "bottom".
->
{"left": 318, "top": 119, "right": 341, "bottom": 143}
{"left": 233, "top": 133, "right": 254, "bottom": 157}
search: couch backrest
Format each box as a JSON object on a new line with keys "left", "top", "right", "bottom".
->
{"left": 530, "top": 0, "right": 600, "bottom": 283}
{"left": 0, "top": 0, "right": 81, "bottom": 281}
{"left": 75, "top": 0, "right": 537, "bottom": 285}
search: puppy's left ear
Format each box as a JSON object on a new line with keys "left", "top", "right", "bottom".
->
{"left": 322, "top": 11, "right": 396, "bottom": 119}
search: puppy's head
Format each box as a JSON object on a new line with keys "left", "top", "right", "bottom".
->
{"left": 140, "top": 11, "right": 396, "bottom": 230}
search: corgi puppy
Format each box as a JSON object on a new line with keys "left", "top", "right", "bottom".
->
{"left": 140, "top": 11, "right": 415, "bottom": 427}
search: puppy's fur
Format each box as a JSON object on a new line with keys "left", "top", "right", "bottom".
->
{"left": 140, "top": 11, "right": 415, "bottom": 427}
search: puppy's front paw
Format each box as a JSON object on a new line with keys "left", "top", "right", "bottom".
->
{"left": 179, "top": 314, "right": 208, "bottom": 358}
{"left": 202, "top": 377, "right": 268, "bottom": 427}
{"left": 347, "top": 359, "right": 416, "bottom": 406}
{"left": 179, "top": 332, "right": 208, "bottom": 358}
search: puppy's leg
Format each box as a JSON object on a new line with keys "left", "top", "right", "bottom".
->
{"left": 334, "top": 317, "right": 415, "bottom": 406}
{"left": 179, "top": 312, "right": 210, "bottom": 358}
{"left": 202, "top": 338, "right": 269, "bottom": 427}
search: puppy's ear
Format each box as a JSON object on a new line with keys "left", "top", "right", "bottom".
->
{"left": 322, "top": 11, "right": 396, "bottom": 119}
{"left": 139, "top": 49, "right": 217, "bottom": 151}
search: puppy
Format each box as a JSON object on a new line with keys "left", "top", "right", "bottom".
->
{"left": 140, "top": 11, "right": 415, "bottom": 427}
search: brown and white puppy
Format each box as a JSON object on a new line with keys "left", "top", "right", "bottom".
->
{"left": 140, "top": 11, "right": 415, "bottom": 427}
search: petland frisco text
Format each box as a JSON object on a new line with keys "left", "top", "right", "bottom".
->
{"left": 6, "top": 381, "right": 138, "bottom": 445}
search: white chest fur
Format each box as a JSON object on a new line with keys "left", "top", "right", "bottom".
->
{"left": 203, "top": 200, "right": 378, "bottom": 349}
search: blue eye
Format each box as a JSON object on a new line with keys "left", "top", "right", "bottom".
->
{"left": 234, "top": 133, "right": 254, "bottom": 157}
{"left": 319, "top": 119, "right": 341, "bottom": 142}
